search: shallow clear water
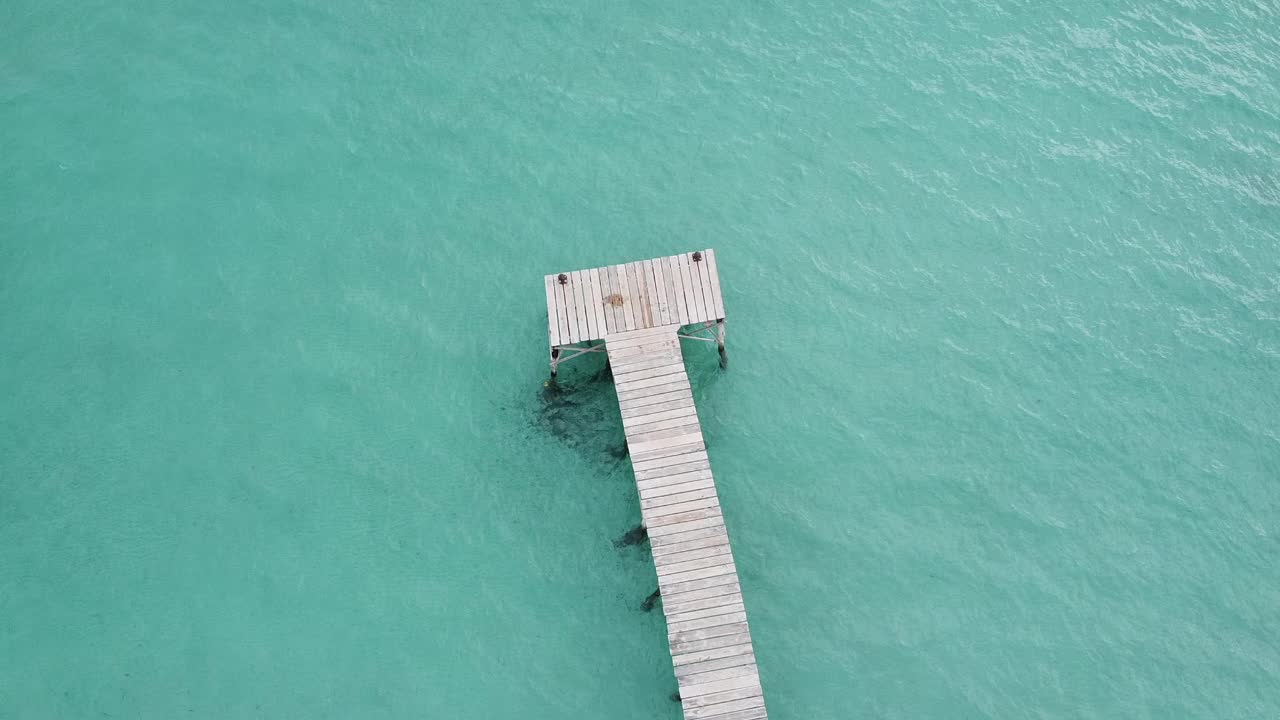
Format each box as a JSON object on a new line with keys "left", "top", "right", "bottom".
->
{"left": 3, "top": 1, "right": 1279, "bottom": 718}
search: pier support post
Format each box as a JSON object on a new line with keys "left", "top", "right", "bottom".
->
{"left": 716, "top": 320, "right": 727, "bottom": 368}
{"left": 550, "top": 347, "right": 560, "bottom": 380}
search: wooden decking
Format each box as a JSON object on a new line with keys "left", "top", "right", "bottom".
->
{"left": 609, "top": 325, "right": 767, "bottom": 720}
{"left": 541, "top": 250, "right": 766, "bottom": 720}
{"left": 544, "top": 249, "right": 725, "bottom": 347}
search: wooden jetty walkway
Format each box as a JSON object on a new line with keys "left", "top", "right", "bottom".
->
{"left": 544, "top": 251, "right": 768, "bottom": 720}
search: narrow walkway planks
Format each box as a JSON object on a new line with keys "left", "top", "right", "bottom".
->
{"left": 606, "top": 325, "right": 767, "bottom": 720}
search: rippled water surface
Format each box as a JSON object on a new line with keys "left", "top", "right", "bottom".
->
{"left": 3, "top": 1, "right": 1279, "bottom": 718}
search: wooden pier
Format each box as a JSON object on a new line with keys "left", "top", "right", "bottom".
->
{"left": 544, "top": 251, "right": 768, "bottom": 720}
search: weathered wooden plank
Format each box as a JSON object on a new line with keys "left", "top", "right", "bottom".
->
{"left": 621, "top": 395, "right": 696, "bottom": 421}
{"left": 681, "top": 252, "right": 706, "bottom": 323}
{"left": 643, "top": 494, "right": 719, "bottom": 520}
{"left": 675, "top": 666, "right": 752, "bottom": 696}
{"left": 647, "top": 507, "right": 723, "bottom": 532}
{"left": 673, "top": 652, "right": 757, "bottom": 681}
{"left": 607, "top": 322, "right": 676, "bottom": 340}
{"left": 627, "top": 413, "right": 702, "bottom": 436}
{"left": 683, "top": 686, "right": 765, "bottom": 710}
{"left": 648, "top": 523, "right": 729, "bottom": 549}
{"left": 655, "top": 544, "right": 728, "bottom": 565}
{"left": 620, "top": 388, "right": 691, "bottom": 411}
{"left": 670, "top": 639, "right": 755, "bottom": 667}
{"left": 676, "top": 253, "right": 697, "bottom": 323}
{"left": 614, "top": 362, "right": 685, "bottom": 384}
{"left": 686, "top": 705, "right": 766, "bottom": 720}
{"left": 648, "top": 512, "right": 724, "bottom": 538}
{"left": 658, "top": 560, "right": 736, "bottom": 587}
{"left": 610, "top": 347, "right": 678, "bottom": 368}
{"left": 671, "top": 621, "right": 752, "bottom": 648}
{"left": 675, "top": 662, "right": 756, "bottom": 686}
{"left": 634, "top": 463, "right": 707, "bottom": 486}
{"left": 630, "top": 441, "right": 704, "bottom": 464}
{"left": 544, "top": 275, "right": 562, "bottom": 347}
{"left": 561, "top": 273, "right": 580, "bottom": 343}
{"left": 618, "top": 372, "right": 688, "bottom": 394}
{"left": 629, "top": 261, "right": 646, "bottom": 328}
{"left": 571, "top": 270, "right": 593, "bottom": 340}
{"left": 653, "top": 535, "right": 729, "bottom": 560}
{"left": 661, "top": 581, "right": 740, "bottom": 609}
{"left": 634, "top": 456, "right": 708, "bottom": 478}
{"left": 567, "top": 271, "right": 585, "bottom": 340}
{"left": 658, "top": 568, "right": 738, "bottom": 597}
{"left": 629, "top": 262, "right": 647, "bottom": 331}
{"left": 607, "top": 334, "right": 679, "bottom": 356}
{"left": 588, "top": 267, "right": 609, "bottom": 339}
{"left": 643, "top": 260, "right": 662, "bottom": 327}
{"left": 644, "top": 497, "right": 721, "bottom": 521}
{"left": 631, "top": 441, "right": 705, "bottom": 465}
{"left": 604, "top": 264, "right": 622, "bottom": 334}
{"left": 653, "top": 542, "right": 731, "bottom": 568}
{"left": 686, "top": 686, "right": 762, "bottom": 712}
{"left": 615, "top": 263, "right": 636, "bottom": 331}
{"left": 581, "top": 268, "right": 597, "bottom": 337}
{"left": 651, "top": 257, "right": 671, "bottom": 326}
{"left": 671, "top": 631, "right": 753, "bottom": 658}
{"left": 696, "top": 251, "right": 716, "bottom": 320}
{"left": 631, "top": 440, "right": 703, "bottom": 464}
{"left": 624, "top": 403, "right": 699, "bottom": 428}
{"left": 641, "top": 485, "right": 719, "bottom": 510}
{"left": 697, "top": 252, "right": 719, "bottom": 323}
{"left": 678, "top": 670, "right": 760, "bottom": 699}
{"left": 657, "top": 552, "right": 737, "bottom": 577}
{"left": 670, "top": 604, "right": 747, "bottom": 632}
{"left": 698, "top": 252, "right": 717, "bottom": 323}
{"left": 608, "top": 334, "right": 675, "bottom": 354}
{"left": 556, "top": 275, "right": 574, "bottom": 343}
{"left": 626, "top": 262, "right": 647, "bottom": 328}
{"left": 627, "top": 415, "right": 701, "bottom": 438}
{"left": 641, "top": 480, "right": 716, "bottom": 503}
{"left": 631, "top": 447, "right": 706, "bottom": 472}
{"left": 666, "top": 255, "right": 689, "bottom": 325}
{"left": 666, "top": 602, "right": 744, "bottom": 627}
{"left": 663, "top": 587, "right": 742, "bottom": 614}
{"left": 633, "top": 454, "right": 711, "bottom": 474}
{"left": 620, "top": 392, "right": 695, "bottom": 418}
{"left": 666, "top": 603, "right": 744, "bottom": 629}
{"left": 661, "top": 255, "right": 681, "bottom": 326}
{"left": 611, "top": 352, "right": 681, "bottom": 374}
{"left": 680, "top": 681, "right": 762, "bottom": 706}
{"left": 617, "top": 382, "right": 692, "bottom": 405}
{"left": 658, "top": 567, "right": 737, "bottom": 594}
{"left": 647, "top": 504, "right": 721, "bottom": 528}
{"left": 633, "top": 260, "right": 651, "bottom": 328}
{"left": 635, "top": 470, "right": 715, "bottom": 493}
{"left": 635, "top": 469, "right": 715, "bottom": 493}
{"left": 645, "top": 259, "right": 665, "bottom": 326}
{"left": 627, "top": 421, "right": 700, "bottom": 445}
{"left": 607, "top": 320, "right": 673, "bottom": 341}
{"left": 620, "top": 394, "right": 695, "bottom": 416}
{"left": 704, "top": 248, "right": 726, "bottom": 321}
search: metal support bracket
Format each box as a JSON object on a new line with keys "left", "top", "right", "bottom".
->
{"left": 549, "top": 341, "right": 608, "bottom": 379}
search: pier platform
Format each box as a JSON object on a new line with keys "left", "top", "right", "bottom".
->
{"left": 543, "top": 251, "right": 768, "bottom": 720}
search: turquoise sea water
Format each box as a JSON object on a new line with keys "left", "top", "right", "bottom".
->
{"left": 3, "top": 1, "right": 1279, "bottom": 718}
